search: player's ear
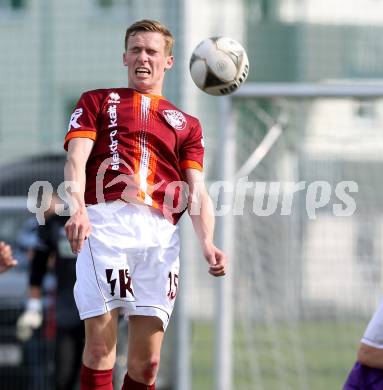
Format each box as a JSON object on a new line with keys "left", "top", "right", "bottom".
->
{"left": 165, "top": 55, "right": 174, "bottom": 71}
{"left": 122, "top": 52, "right": 128, "bottom": 66}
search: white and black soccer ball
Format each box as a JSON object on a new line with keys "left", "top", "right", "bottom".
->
{"left": 189, "top": 36, "right": 249, "bottom": 96}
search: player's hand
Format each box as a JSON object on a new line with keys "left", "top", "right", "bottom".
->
{"left": 202, "top": 242, "right": 227, "bottom": 277}
{"left": 65, "top": 207, "right": 92, "bottom": 254}
{"left": 16, "top": 298, "right": 43, "bottom": 341}
{"left": 0, "top": 241, "right": 17, "bottom": 274}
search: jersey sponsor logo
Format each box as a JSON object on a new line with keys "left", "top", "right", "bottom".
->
{"left": 108, "top": 92, "right": 120, "bottom": 104}
{"left": 108, "top": 105, "right": 118, "bottom": 128}
{"left": 109, "top": 129, "right": 119, "bottom": 170}
{"left": 106, "top": 268, "right": 134, "bottom": 298}
{"left": 108, "top": 104, "right": 120, "bottom": 170}
{"left": 67, "top": 108, "right": 83, "bottom": 132}
{"left": 162, "top": 109, "right": 187, "bottom": 131}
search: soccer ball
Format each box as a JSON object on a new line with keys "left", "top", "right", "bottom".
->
{"left": 189, "top": 36, "right": 249, "bottom": 96}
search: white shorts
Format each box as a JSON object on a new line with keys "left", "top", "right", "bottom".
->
{"left": 73, "top": 201, "right": 180, "bottom": 330}
{"left": 361, "top": 298, "right": 383, "bottom": 348}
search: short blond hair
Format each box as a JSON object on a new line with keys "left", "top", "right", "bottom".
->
{"left": 124, "top": 19, "right": 174, "bottom": 55}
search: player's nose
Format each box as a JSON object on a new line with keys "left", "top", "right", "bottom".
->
{"left": 137, "top": 49, "right": 149, "bottom": 63}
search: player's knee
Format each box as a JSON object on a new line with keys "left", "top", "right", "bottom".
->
{"left": 84, "top": 340, "right": 114, "bottom": 367}
{"left": 128, "top": 356, "right": 160, "bottom": 385}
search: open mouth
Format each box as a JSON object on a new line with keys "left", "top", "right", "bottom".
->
{"left": 135, "top": 67, "right": 151, "bottom": 76}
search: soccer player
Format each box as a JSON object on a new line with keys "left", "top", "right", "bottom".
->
{"left": 17, "top": 197, "right": 84, "bottom": 390}
{"left": 64, "top": 19, "right": 227, "bottom": 390}
{"left": 0, "top": 241, "right": 17, "bottom": 273}
{"left": 343, "top": 301, "right": 383, "bottom": 388}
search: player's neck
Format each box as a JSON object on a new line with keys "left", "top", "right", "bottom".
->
{"left": 128, "top": 84, "right": 163, "bottom": 97}
{"left": 134, "top": 89, "right": 163, "bottom": 99}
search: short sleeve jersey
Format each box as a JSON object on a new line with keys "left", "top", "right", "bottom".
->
{"left": 64, "top": 88, "right": 204, "bottom": 224}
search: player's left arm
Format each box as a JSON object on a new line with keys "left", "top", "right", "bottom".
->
{"left": 184, "top": 168, "right": 227, "bottom": 277}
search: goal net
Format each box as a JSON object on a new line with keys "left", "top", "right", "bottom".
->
{"left": 222, "top": 85, "right": 383, "bottom": 390}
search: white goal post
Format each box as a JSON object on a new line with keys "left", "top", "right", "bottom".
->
{"left": 213, "top": 82, "right": 383, "bottom": 390}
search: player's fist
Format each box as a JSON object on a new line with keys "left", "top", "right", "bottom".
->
{"left": 16, "top": 298, "right": 43, "bottom": 341}
{"left": 65, "top": 207, "right": 92, "bottom": 254}
{"left": 0, "top": 241, "right": 17, "bottom": 274}
{"left": 202, "top": 243, "right": 227, "bottom": 277}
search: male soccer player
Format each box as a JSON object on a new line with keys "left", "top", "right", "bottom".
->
{"left": 343, "top": 301, "right": 383, "bottom": 389}
{"left": 0, "top": 241, "right": 17, "bottom": 273}
{"left": 17, "top": 202, "right": 84, "bottom": 390}
{"left": 64, "top": 19, "right": 227, "bottom": 390}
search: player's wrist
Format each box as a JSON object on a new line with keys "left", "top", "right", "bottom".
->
{"left": 71, "top": 202, "right": 87, "bottom": 215}
{"left": 76, "top": 206, "right": 88, "bottom": 215}
{"left": 201, "top": 237, "right": 214, "bottom": 248}
{"left": 201, "top": 240, "right": 215, "bottom": 256}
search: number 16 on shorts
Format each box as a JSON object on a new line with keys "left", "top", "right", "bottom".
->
{"left": 105, "top": 268, "right": 134, "bottom": 298}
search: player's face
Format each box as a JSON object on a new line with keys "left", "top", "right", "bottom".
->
{"left": 123, "top": 32, "right": 173, "bottom": 95}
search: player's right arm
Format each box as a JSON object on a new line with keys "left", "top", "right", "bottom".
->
{"left": 184, "top": 169, "right": 227, "bottom": 277}
{"left": 64, "top": 138, "right": 94, "bottom": 254}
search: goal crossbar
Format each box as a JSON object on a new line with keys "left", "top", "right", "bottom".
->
{"left": 234, "top": 82, "right": 383, "bottom": 98}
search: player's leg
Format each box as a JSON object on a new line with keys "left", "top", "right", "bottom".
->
{"left": 73, "top": 203, "right": 147, "bottom": 389}
{"left": 120, "top": 204, "right": 179, "bottom": 389}
{"left": 80, "top": 309, "right": 119, "bottom": 390}
{"left": 121, "top": 315, "right": 164, "bottom": 389}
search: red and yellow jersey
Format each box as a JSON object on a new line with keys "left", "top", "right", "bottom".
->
{"left": 64, "top": 88, "right": 204, "bottom": 224}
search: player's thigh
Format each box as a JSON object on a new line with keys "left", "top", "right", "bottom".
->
{"left": 127, "top": 315, "right": 164, "bottom": 362}
{"left": 84, "top": 309, "right": 119, "bottom": 353}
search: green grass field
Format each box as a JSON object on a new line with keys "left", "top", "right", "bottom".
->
{"left": 190, "top": 320, "right": 366, "bottom": 390}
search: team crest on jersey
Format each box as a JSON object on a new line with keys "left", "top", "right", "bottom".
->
{"left": 162, "top": 110, "right": 187, "bottom": 131}
{"left": 108, "top": 92, "right": 120, "bottom": 104}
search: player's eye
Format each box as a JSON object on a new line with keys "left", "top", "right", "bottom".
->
{"left": 129, "top": 47, "right": 141, "bottom": 53}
